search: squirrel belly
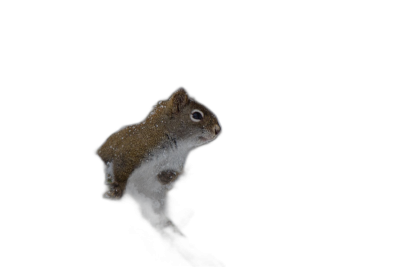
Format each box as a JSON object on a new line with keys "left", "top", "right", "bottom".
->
{"left": 124, "top": 140, "right": 194, "bottom": 231}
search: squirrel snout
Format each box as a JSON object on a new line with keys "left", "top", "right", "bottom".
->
{"left": 214, "top": 124, "right": 221, "bottom": 135}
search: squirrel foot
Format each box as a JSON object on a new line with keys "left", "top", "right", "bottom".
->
{"left": 103, "top": 186, "right": 122, "bottom": 199}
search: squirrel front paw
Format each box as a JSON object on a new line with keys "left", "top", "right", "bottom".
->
{"left": 103, "top": 186, "right": 122, "bottom": 199}
{"left": 157, "top": 170, "right": 179, "bottom": 185}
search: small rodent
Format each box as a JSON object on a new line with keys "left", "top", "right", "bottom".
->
{"left": 97, "top": 88, "right": 221, "bottom": 234}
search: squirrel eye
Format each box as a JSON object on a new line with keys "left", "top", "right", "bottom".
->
{"left": 190, "top": 110, "right": 204, "bottom": 122}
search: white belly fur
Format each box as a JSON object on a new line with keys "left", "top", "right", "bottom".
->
{"left": 125, "top": 141, "right": 192, "bottom": 217}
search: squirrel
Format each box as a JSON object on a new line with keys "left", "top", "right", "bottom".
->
{"left": 97, "top": 88, "right": 221, "bottom": 234}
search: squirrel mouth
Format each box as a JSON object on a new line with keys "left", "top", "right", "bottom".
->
{"left": 199, "top": 136, "right": 209, "bottom": 142}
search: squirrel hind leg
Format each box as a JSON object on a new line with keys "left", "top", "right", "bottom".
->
{"left": 102, "top": 162, "right": 121, "bottom": 199}
{"left": 103, "top": 182, "right": 126, "bottom": 199}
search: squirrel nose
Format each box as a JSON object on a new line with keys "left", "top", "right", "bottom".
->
{"left": 214, "top": 124, "right": 221, "bottom": 135}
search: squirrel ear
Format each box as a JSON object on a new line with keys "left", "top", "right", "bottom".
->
{"left": 168, "top": 88, "right": 189, "bottom": 114}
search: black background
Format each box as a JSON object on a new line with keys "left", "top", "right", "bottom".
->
{"left": 11, "top": 16, "right": 354, "bottom": 267}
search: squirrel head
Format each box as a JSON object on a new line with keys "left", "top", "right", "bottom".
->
{"left": 160, "top": 88, "right": 221, "bottom": 147}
